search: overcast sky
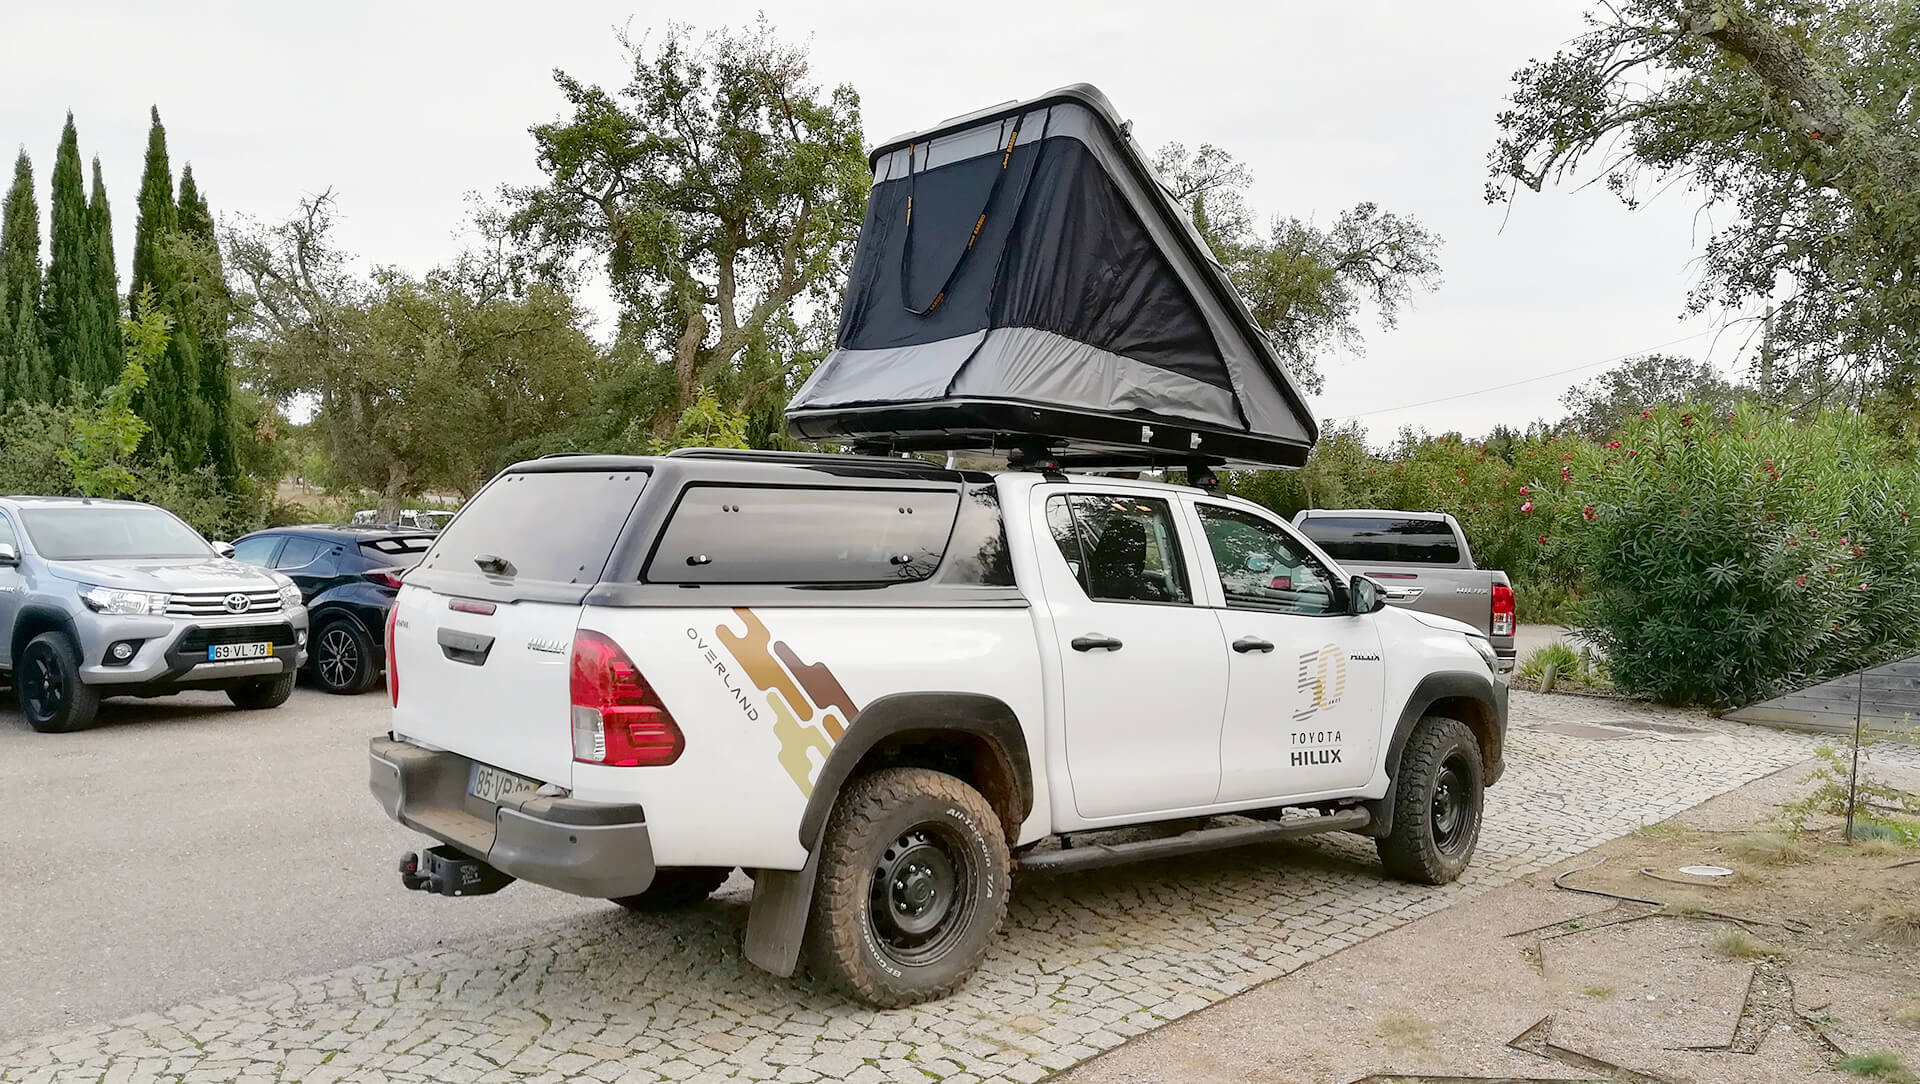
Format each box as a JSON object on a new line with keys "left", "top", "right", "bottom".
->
{"left": 2, "top": 0, "right": 1747, "bottom": 441}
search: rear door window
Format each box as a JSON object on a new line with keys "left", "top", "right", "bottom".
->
{"left": 647, "top": 485, "right": 961, "bottom": 584}
{"left": 417, "top": 470, "right": 648, "bottom": 585}
{"left": 1045, "top": 493, "right": 1192, "bottom": 605}
{"left": 274, "top": 537, "right": 329, "bottom": 570}
{"left": 1297, "top": 516, "right": 1461, "bottom": 564}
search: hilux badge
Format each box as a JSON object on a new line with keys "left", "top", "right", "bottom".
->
{"left": 526, "top": 636, "right": 568, "bottom": 655}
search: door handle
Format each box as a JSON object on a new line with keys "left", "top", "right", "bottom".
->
{"left": 1232, "top": 636, "right": 1275, "bottom": 654}
{"left": 1071, "top": 634, "right": 1123, "bottom": 652}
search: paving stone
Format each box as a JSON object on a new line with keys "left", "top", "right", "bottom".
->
{"left": 4, "top": 694, "right": 1891, "bottom": 1084}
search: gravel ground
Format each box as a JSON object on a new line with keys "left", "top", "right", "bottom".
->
{"left": 0, "top": 690, "right": 1854, "bottom": 1082}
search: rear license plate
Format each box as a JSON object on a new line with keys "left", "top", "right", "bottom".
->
{"left": 208, "top": 641, "right": 272, "bottom": 661}
{"left": 469, "top": 764, "right": 542, "bottom": 804}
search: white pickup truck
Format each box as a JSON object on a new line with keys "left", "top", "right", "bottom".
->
{"left": 370, "top": 449, "right": 1509, "bottom": 1006}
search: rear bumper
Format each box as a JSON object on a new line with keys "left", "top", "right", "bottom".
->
{"left": 368, "top": 735, "right": 654, "bottom": 898}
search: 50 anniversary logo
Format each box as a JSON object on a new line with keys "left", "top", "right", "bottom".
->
{"left": 687, "top": 608, "right": 860, "bottom": 797}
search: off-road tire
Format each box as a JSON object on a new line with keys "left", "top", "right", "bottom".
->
{"left": 1377, "top": 715, "right": 1483, "bottom": 884}
{"left": 807, "top": 767, "right": 1010, "bottom": 1008}
{"left": 311, "top": 618, "right": 380, "bottom": 695}
{"left": 612, "top": 867, "right": 731, "bottom": 912}
{"left": 18, "top": 632, "right": 100, "bottom": 733}
{"left": 226, "top": 670, "right": 297, "bottom": 710}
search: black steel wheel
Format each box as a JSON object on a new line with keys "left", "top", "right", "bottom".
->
{"left": 311, "top": 618, "right": 379, "bottom": 694}
{"left": 1377, "top": 714, "right": 1484, "bottom": 885}
{"left": 808, "top": 767, "right": 1010, "bottom": 1007}
{"left": 17, "top": 632, "right": 100, "bottom": 733}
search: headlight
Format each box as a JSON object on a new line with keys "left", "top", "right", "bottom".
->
{"left": 1467, "top": 634, "right": 1499, "bottom": 673}
{"left": 271, "top": 574, "right": 303, "bottom": 609}
{"left": 79, "top": 585, "right": 169, "bottom": 615}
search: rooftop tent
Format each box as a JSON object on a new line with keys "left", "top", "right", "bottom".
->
{"left": 785, "top": 83, "right": 1318, "bottom": 468}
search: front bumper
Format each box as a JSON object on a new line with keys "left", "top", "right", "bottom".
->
{"left": 368, "top": 736, "right": 654, "bottom": 898}
{"left": 80, "top": 609, "right": 309, "bottom": 686}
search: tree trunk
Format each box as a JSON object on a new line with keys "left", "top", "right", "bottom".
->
{"left": 378, "top": 459, "right": 409, "bottom": 524}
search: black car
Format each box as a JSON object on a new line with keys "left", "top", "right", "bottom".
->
{"left": 230, "top": 525, "right": 433, "bottom": 694}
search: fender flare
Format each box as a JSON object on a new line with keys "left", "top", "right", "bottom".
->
{"left": 745, "top": 691, "right": 1034, "bottom": 980}
{"left": 10, "top": 604, "right": 80, "bottom": 664}
{"left": 796, "top": 690, "right": 1034, "bottom": 850}
{"left": 1366, "top": 670, "right": 1508, "bottom": 836}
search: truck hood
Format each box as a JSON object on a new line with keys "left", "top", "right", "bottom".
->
{"left": 45, "top": 557, "right": 279, "bottom": 593}
{"left": 1401, "top": 607, "right": 1486, "bottom": 640}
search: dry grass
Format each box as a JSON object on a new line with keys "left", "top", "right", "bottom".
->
{"left": 1710, "top": 927, "right": 1783, "bottom": 959}
{"left": 1377, "top": 1012, "right": 1434, "bottom": 1050}
{"left": 1858, "top": 837, "right": 1909, "bottom": 857}
{"left": 1896, "top": 1000, "right": 1920, "bottom": 1028}
{"left": 1869, "top": 901, "right": 1920, "bottom": 948}
{"left": 1723, "top": 831, "right": 1813, "bottom": 866}
{"left": 1582, "top": 984, "right": 1617, "bottom": 999}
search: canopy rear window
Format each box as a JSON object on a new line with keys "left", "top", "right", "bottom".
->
{"left": 415, "top": 471, "right": 647, "bottom": 585}
{"left": 1298, "top": 516, "right": 1461, "bottom": 565}
{"left": 647, "top": 485, "right": 961, "bottom": 585}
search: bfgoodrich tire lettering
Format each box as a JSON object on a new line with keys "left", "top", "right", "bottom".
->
{"left": 807, "top": 767, "right": 1010, "bottom": 1007}
{"left": 1377, "top": 714, "right": 1483, "bottom": 884}
{"left": 17, "top": 631, "right": 100, "bottom": 733}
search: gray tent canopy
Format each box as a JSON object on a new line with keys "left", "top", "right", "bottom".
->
{"left": 785, "top": 83, "right": 1318, "bottom": 468}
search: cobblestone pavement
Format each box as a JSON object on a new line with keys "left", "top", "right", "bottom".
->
{"left": 3, "top": 693, "right": 1880, "bottom": 1084}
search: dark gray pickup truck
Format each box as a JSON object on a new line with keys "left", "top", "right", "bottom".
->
{"left": 1292, "top": 509, "right": 1515, "bottom": 672}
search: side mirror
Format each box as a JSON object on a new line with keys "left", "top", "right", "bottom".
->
{"left": 1348, "top": 574, "right": 1385, "bottom": 615}
{"left": 0, "top": 542, "right": 17, "bottom": 566}
{"left": 212, "top": 541, "right": 236, "bottom": 559}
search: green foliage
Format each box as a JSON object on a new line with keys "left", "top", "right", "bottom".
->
{"left": 1840, "top": 1051, "right": 1915, "bottom": 1083}
{"left": 650, "top": 389, "right": 750, "bottom": 454}
{"left": 61, "top": 292, "right": 165, "bottom": 496}
{"left": 1154, "top": 146, "right": 1441, "bottom": 393}
{"left": 174, "top": 164, "right": 236, "bottom": 482}
{"left": 128, "top": 106, "right": 210, "bottom": 472}
{"left": 86, "top": 157, "right": 122, "bottom": 384}
{"left": 1490, "top": 1, "right": 1920, "bottom": 422}
{"left": 1517, "top": 643, "right": 1579, "bottom": 682}
{"left": 44, "top": 113, "right": 105, "bottom": 402}
{"left": 1559, "top": 354, "right": 1744, "bottom": 440}
{"left": 2, "top": 148, "right": 53, "bottom": 406}
{"left": 1780, "top": 735, "right": 1920, "bottom": 834}
{"left": 1553, "top": 404, "right": 1920, "bottom": 707}
{"left": 510, "top": 19, "right": 869, "bottom": 432}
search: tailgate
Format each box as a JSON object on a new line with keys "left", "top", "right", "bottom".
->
{"left": 390, "top": 585, "right": 582, "bottom": 786}
{"left": 1347, "top": 563, "right": 1493, "bottom": 633}
{"left": 386, "top": 464, "right": 652, "bottom": 788}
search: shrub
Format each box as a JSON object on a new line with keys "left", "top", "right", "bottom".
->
{"left": 1552, "top": 405, "right": 1920, "bottom": 708}
{"left": 1518, "top": 643, "right": 1579, "bottom": 682}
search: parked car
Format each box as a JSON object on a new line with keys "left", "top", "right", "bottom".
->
{"left": 1290, "top": 509, "right": 1515, "bottom": 671}
{"left": 231, "top": 525, "right": 433, "bottom": 694}
{"left": 396, "top": 509, "right": 454, "bottom": 532}
{"left": 0, "top": 496, "right": 309, "bottom": 731}
{"left": 370, "top": 450, "right": 1508, "bottom": 1006}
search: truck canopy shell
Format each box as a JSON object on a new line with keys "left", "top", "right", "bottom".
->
{"left": 786, "top": 84, "right": 1318, "bottom": 469}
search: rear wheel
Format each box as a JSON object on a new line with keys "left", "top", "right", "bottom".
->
{"left": 1377, "top": 715, "right": 1484, "bottom": 884}
{"left": 612, "top": 867, "right": 730, "bottom": 912}
{"left": 227, "top": 670, "right": 296, "bottom": 710}
{"left": 311, "top": 618, "right": 379, "bottom": 694}
{"left": 17, "top": 632, "right": 99, "bottom": 733}
{"left": 807, "top": 767, "right": 1009, "bottom": 1007}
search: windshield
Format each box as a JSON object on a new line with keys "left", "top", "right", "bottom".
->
{"left": 20, "top": 505, "right": 211, "bottom": 560}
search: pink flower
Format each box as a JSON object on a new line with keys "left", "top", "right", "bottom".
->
{"left": 1582, "top": 505, "right": 1597, "bottom": 521}
{"left": 1606, "top": 440, "right": 1622, "bottom": 449}
{"left": 1626, "top": 449, "right": 1638, "bottom": 457}
{"left": 1796, "top": 575, "right": 1808, "bottom": 587}
{"left": 1520, "top": 500, "right": 1534, "bottom": 514}
{"left": 1519, "top": 485, "right": 1531, "bottom": 496}
{"left": 1537, "top": 534, "right": 1549, "bottom": 545}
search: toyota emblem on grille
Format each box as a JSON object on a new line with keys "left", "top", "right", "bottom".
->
{"left": 223, "top": 593, "right": 251, "bottom": 614}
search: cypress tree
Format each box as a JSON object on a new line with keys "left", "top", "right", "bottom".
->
{"left": 88, "top": 156, "right": 123, "bottom": 380}
{"left": 176, "top": 164, "right": 233, "bottom": 480}
{"left": 1, "top": 149, "right": 52, "bottom": 405}
{"left": 44, "top": 113, "right": 97, "bottom": 399}
{"left": 128, "top": 106, "right": 199, "bottom": 466}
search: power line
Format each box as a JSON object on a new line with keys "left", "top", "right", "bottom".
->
{"left": 1328, "top": 329, "right": 1715, "bottom": 422}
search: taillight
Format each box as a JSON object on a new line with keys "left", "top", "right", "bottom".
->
{"left": 364, "top": 567, "right": 405, "bottom": 589}
{"left": 385, "top": 604, "right": 400, "bottom": 707}
{"left": 1491, "top": 582, "right": 1515, "bottom": 637}
{"left": 570, "top": 630, "right": 683, "bottom": 766}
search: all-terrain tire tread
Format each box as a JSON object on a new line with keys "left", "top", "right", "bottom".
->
{"left": 1376, "top": 714, "right": 1482, "bottom": 885}
{"left": 807, "top": 767, "right": 1009, "bottom": 1008}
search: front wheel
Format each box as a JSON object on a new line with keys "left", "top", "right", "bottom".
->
{"left": 1377, "top": 715, "right": 1484, "bottom": 884}
{"left": 18, "top": 632, "right": 100, "bottom": 733}
{"left": 227, "top": 671, "right": 296, "bottom": 710}
{"left": 311, "top": 618, "right": 379, "bottom": 694}
{"left": 807, "top": 767, "right": 1010, "bottom": 1007}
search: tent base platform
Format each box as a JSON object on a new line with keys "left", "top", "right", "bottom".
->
{"left": 785, "top": 399, "right": 1310, "bottom": 469}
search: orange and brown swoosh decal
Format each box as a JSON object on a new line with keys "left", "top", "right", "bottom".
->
{"left": 716, "top": 608, "right": 860, "bottom": 796}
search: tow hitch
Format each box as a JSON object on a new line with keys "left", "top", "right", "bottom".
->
{"left": 399, "top": 844, "right": 515, "bottom": 897}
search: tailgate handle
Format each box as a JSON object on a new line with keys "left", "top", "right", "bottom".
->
{"left": 437, "top": 628, "right": 495, "bottom": 666}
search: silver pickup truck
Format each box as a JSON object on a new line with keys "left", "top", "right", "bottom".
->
{"left": 1292, "top": 509, "right": 1515, "bottom": 671}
